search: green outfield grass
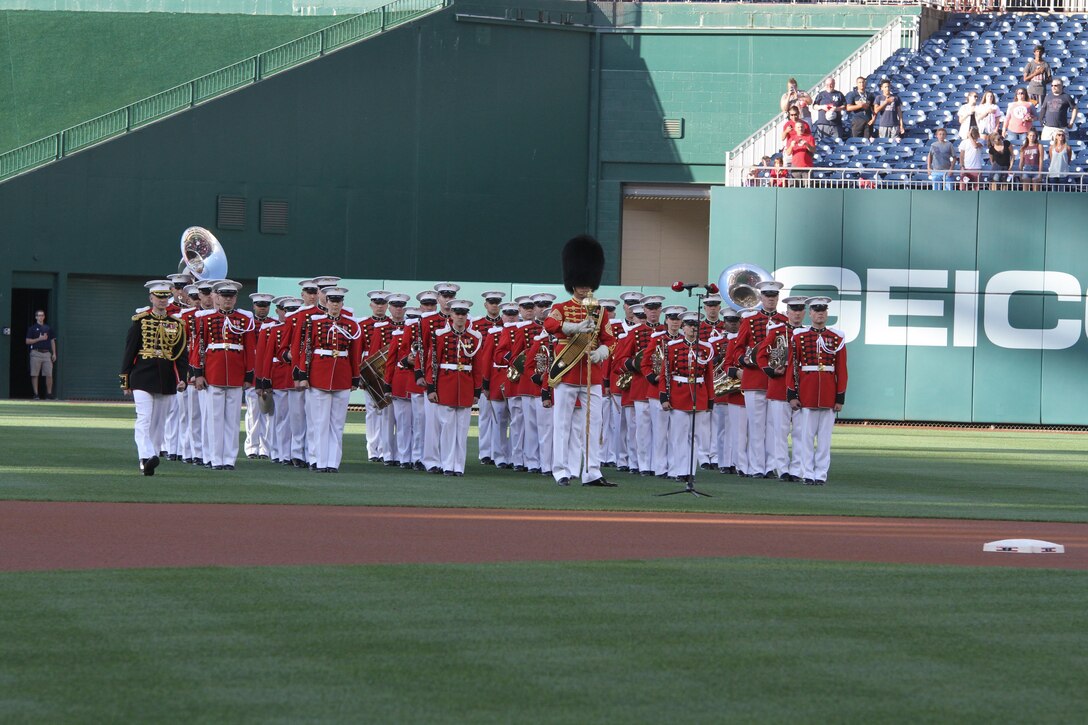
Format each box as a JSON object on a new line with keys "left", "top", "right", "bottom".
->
{"left": 1, "top": 558, "right": 1084, "bottom": 722}
{"left": 1, "top": 401, "right": 1085, "bottom": 521}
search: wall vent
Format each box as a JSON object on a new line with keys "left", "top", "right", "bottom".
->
{"left": 216, "top": 195, "right": 246, "bottom": 231}
{"left": 662, "top": 118, "right": 684, "bottom": 139}
{"left": 260, "top": 199, "right": 289, "bottom": 235}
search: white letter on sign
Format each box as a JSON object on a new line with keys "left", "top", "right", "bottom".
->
{"left": 865, "top": 269, "right": 948, "bottom": 346}
{"left": 984, "top": 271, "right": 1081, "bottom": 350}
{"left": 774, "top": 266, "right": 862, "bottom": 342}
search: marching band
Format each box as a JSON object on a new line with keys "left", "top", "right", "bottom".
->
{"left": 120, "top": 239, "right": 848, "bottom": 486}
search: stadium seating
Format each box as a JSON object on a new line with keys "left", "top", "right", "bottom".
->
{"left": 799, "top": 12, "right": 1086, "bottom": 184}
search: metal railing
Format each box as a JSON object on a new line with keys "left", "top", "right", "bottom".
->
{"left": 0, "top": 0, "right": 448, "bottom": 184}
{"left": 724, "top": 14, "right": 919, "bottom": 186}
{"left": 740, "top": 164, "right": 1087, "bottom": 190}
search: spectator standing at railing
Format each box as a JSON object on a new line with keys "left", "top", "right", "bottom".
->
{"left": 769, "top": 156, "right": 791, "bottom": 187}
{"left": 1023, "top": 45, "right": 1052, "bottom": 107}
{"left": 1039, "top": 79, "right": 1078, "bottom": 144}
{"left": 870, "top": 79, "right": 904, "bottom": 139}
{"left": 780, "top": 78, "right": 813, "bottom": 126}
{"left": 1019, "top": 128, "right": 1045, "bottom": 191}
{"left": 1003, "top": 88, "right": 1036, "bottom": 146}
{"left": 812, "top": 77, "right": 846, "bottom": 141}
{"left": 975, "top": 91, "right": 1004, "bottom": 137}
{"left": 780, "top": 106, "right": 810, "bottom": 160}
{"left": 844, "top": 76, "right": 874, "bottom": 140}
{"left": 787, "top": 121, "right": 816, "bottom": 187}
{"left": 958, "top": 91, "right": 980, "bottom": 140}
{"left": 987, "top": 130, "right": 1012, "bottom": 191}
{"left": 748, "top": 155, "right": 773, "bottom": 187}
{"left": 927, "top": 127, "right": 957, "bottom": 190}
{"left": 1047, "top": 130, "right": 1073, "bottom": 186}
{"left": 959, "top": 126, "right": 985, "bottom": 190}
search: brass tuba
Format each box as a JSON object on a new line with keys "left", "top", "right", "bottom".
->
{"left": 718, "top": 262, "right": 772, "bottom": 311}
{"left": 548, "top": 294, "right": 603, "bottom": 386}
{"left": 179, "top": 227, "right": 228, "bottom": 281}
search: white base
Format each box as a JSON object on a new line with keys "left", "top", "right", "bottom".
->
{"left": 983, "top": 538, "right": 1065, "bottom": 554}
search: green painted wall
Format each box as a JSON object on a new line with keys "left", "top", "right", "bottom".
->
{"left": 709, "top": 187, "right": 1088, "bottom": 426}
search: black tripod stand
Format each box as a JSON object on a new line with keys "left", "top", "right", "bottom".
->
{"left": 657, "top": 285, "right": 714, "bottom": 498}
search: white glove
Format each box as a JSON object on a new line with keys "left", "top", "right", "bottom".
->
{"left": 588, "top": 345, "right": 608, "bottom": 364}
{"left": 562, "top": 319, "right": 594, "bottom": 335}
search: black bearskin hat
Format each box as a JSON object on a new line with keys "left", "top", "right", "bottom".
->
{"left": 561, "top": 234, "right": 605, "bottom": 293}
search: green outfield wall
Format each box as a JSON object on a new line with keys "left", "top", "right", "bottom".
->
{"left": 709, "top": 187, "right": 1088, "bottom": 426}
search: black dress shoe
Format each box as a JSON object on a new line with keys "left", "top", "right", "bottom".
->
{"left": 443, "top": 470, "right": 455, "bottom": 476}
{"left": 369, "top": 456, "right": 381, "bottom": 463}
{"left": 247, "top": 454, "right": 258, "bottom": 460}
{"left": 779, "top": 473, "right": 795, "bottom": 482}
{"left": 399, "top": 462, "right": 412, "bottom": 469}
{"left": 528, "top": 467, "right": 541, "bottom": 474}
{"left": 384, "top": 460, "right": 398, "bottom": 467}
{"left": 428, "top": 467, "right": 442, "bottom": 475}
{"left": 258, "top": 455, "right": 269, "bottom": 460}
{"left": 497, "top": 463, "right": 512, "bottom": 470}
{"left": 453, "top": 471, "right": 464, "bottom": 477}
{"left": 656, "top": 473, "right": 668, "bottom": 479}
{"left": 557, "top": 477, "right": 570, "bottom": 486}
{"left": 291, "top": 458, "right": 305, "bottom": 468}
{"left": 309, "top": 463, "right": 318, "bottom": 471}
{"left": 329, "top": 468, "right": 339, "bottom": 473}
{"left": 204, "top": 462, "right": 213, "bottom": 469}
{"left": 616, "top": 465, "right": 629, "bottom": 473}
{"left": 601, "top": 461, "right": 614, "bottom": 468}
{"left": 514, "top": 466, "right": 529, "bottom": 473}
{"left": 213, "top": 465, "right": 225, "bottom": 470}
{"left": 815, "top": 479, "right": 826, "bottom": 486}
{"left": 541, "top": 470, "right": 552, "bottom": 476}
{"left": 182, "top": 458, "right": 193, "bottom": 464}
{"left": 224, "top": 465, "right": 235, "bottom": 471}
{"left": 699, "top": 462, "right": 714, "bottom": 471}
{"left": 804, "top": 478, "right": 817, "bottom": 485}
{"left": 193, "top": 458, "right": 204, "bottom": 466}
{"left": 159, "top": 450, "right": 167, "bottom": 458}
{"left": 413, "top": 462, "right": 425, "bottom": 471}
{"left": 481, "top": 457, "right": 494, "bottom": 466}
{"left": 141, "top": 456, "right": 159, "bottom": 476}
{"left": 640, "top": 470, "right": 653, "bottom": 477}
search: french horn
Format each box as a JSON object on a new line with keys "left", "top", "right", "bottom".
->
{"left": 178, "top": 226, "right": 228, "bottom": 281}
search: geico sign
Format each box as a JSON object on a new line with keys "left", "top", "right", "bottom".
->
{"left": 775, "top": 266, "right": 1088, "bottom": 350}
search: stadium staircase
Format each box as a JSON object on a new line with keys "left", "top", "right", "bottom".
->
{"left": 728, "top": 11, "right": 1088, "bottom": 187}
{"left": 0, "top": 0, "right": 448, "bottom": 185}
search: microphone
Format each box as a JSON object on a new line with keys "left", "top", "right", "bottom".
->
{"left": 671, "top": 281, "right": 720, "bottom": 294}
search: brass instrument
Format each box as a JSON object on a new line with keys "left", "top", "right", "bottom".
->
{"left": 614, "top": 349, "right": 642, "bottom": 392}
{"left": 548, "top": 295, "right": 604, "bottom": 386}
{"left": 507, "top": 351, "right": 526, "bottom": 383}
{"left": 713, "top": 365, "right": 742, "bottom": 397}
{"left": 178, "top": 226, "right": 228, "bottom": 281}
{"left": 768, "top": 332, "right": 789, "bottom": 370}
{"left": 650, "top": 344, "right": 664, "bottom": 376}
{"left": 717, "top": 262, "right": 772, "bottom": 312}
{"left": 360, "top": 345, "right": 393, "bottom": 410}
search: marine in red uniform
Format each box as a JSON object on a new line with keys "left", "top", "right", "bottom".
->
{"left": 189, "top": 280, "right": 256, "bottom": 470}
{"left": 611, "top": 301, "right": 657, "bottom": 476}
{"left": 755, "top": 295, "right": 808, "bottom": 481}
{"left": 472, "top": 290, "right": 506, "bottom": 467}
{"left": 542, "top": 235, "right": 616, "bottom": 487}
{"left": 518, "top": 292, "right": 557, "bottom": 474}
{"left": 361, "top": 289, "right": 395, "bottom": 464}
{"left": 296, "top": 288, "right": 363, "bottom": 473}
{"left": 709, "top": 309, "right": 747, "bottom": 475}
{"left": 417, "top": 283, "right": 458, "bottom": 472}
{"left": 641, "top": 306, "right": 686, "bottom": 477}
{"left": 728, "top": 279, "right": 788, "bottom": 478}
{"left": 660, "top": 312, "right": 716, "bottom": 481}
{"left": 256, "top": 296, "right": 304, "bottom": 466}
{"left": 243, "top": 292, "right": 275, "bottom": 460}
{"left": 386, "top": 301, "right": 428, "bottom": 469}
{"left": 478, "top": 302, "right": 520, "bottom": 469}
{"left": 286, "top": 278, "right": 322, "bottom": 469}
{"left": 425, "top": 299, "right": 485, "bottom": 476}
{"left": 786, "top": 296, "right": 847, "bottom": 485}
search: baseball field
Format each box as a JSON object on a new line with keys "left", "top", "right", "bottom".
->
{"left": 1, "top": 401, "right": 1085, "bottom": 721}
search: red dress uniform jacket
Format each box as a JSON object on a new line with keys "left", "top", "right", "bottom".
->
{"left": 640, "top": 330, "right": 681, "bottom": 400}
{"left": 479, "top": 321, "right": 516, "bottom": 402}
{"left": 542, "top": 298, "right": 615, "bottom": 387}
{"left": 785, "top": 326, "right": 848, "bottom": 409}
{"left": 298, "top": 314, "right": 363, "bottom": 391}
{"left": 362, "top": 316, "right": 393, "bottom": 360}
{"left": 660, "top": 337, "right": 715, "bottom": 411}
{"left": 287, "top": 305, "right": 325, "bottom": 379}
{"left": 512, "top": 321, "right": 546, "bottom": 397}
{"left": 415, "top": 311, "right": 451, "bottom": 379}
{"left": 190, "top": 309, "right": 257, "bottom": 387}
{"left": 519, "top": 329, "right": 554, "bottom": 401}
{"left": 755, "top": 321, "right": 800, "bottom": 402}
{"left": 710, "top": 333, "right": 746, "bottom": 406}
{"left": 698, "top": 318, "right": 727, "bottom": 343}
{"left": 612, "top": 323, "right": 655, "bottom": 404}
{"left": 729, "top": 308, "right": 788, "bottom": 392}
{"left": 179, "top": 307, "right": 202, "bottom": 374}
{"left": 257, "top": 320, "right": 297, "bottom": 391}
{"left": 425, "top": 325, "right": 485, "bottom": 408}
{"left": 386, "top": 320, "right": 426, "bottom": 398}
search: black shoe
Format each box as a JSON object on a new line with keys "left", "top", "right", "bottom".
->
{"left": 182, "top": 458, "right": 193, "bottom": 464}
{"left": 779, "top": 473, "right": 794, "bottom": 482}
{"left": 247, "top": 454, "right": 258, "bottom": 460}
{"left": 291, "top": 458, "right": 304, "bottom": 468}
{"left": 212, "top": 465, "right": 225, "bottom": 470}
{"left": 443, "top": 470, "right": 455, "bottom": 477}
{"left": 699, "top": 463, "right": 714, "bottom": 471}
{"left": 656, "top": 473, "right": 668, "bottom": 479}
{"left": 369, "top": 456, "right": 381, "bottom": 463}
{"left": 329, "top": 468, "right": 339, "bottom": 473}
{"left": 399, "top": 462, "right": 412, "bottom": 470}
{"left": 815, "top": 479, "right": 826, "bottom": 486}
{"left": 616, "top": 465, "right": 629, "bottom": 473}
{"left": 541, "top": 470, "right": 552, "bottom": 476}
{"left": 159, "top": 450, "right": 167, "bottom": 458}
{"left": 309, "top": 463, "right": 318, "bottom": 471}
{"left": 454, "top": 471, "right": 464, "bottom": 477}
{"left": 192, "top": 458, "right": 203, "bottom": 466}
{"left": 497, "top": 463, "right": 512, "bottom": 470}
{"left": 224, "top": 465, "right": 235, "bottom": 471}
{"left": 601, "top": 461, "right": 614, "bottom": 468}
{"left": 528, "top": 468, "right": 541, "bottom": 474}
{"left": 141, "top": 456, "right": 159, "bottom": 476}
{"left": 481, "top": 457, "right": 494, "bottom": 466}
{"left": 804, "top": 478, "right": 817, "bottom": 485}
{"left": 640, "top": 470, "right": 653, "bottom": 477}
{"left": 384, "top": 460, "right": 397, "bottom": 467}
{"left": 514, "top": 466, "right": 529, "bottom": 473}
{"left": 557, "top": 477, "right": 570, "bottom": 486}
{"left": 428, "top": 467, "right": 442, "bottom": 475}
{"left": 32, "top": 395, "right": 40, "bottom": 400}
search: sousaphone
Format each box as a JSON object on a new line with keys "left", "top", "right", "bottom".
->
{"left": 178, "top": 226, "right": 229, "bottom": 281}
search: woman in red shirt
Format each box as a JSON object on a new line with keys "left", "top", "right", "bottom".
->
{"left": 787, "top": 121, "right": 816, "bottom": 187}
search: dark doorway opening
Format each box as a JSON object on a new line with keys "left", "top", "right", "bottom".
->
{"left": 10, "top": 288, "right": 53, "bottom": 399}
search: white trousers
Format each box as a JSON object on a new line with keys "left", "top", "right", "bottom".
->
{"left": 205, "top": 385, "right": 244, "bottom": 467}
{"left": 133, "top": 390, "right": 172, "bottom": 460}
{"left": 552, "top": 384, "right": 603, "bottom": 483}
{"left": 604, "top": 395, "right": 623, "bottom": 465}
{"left": 422, "top": 395, "right": 441, "bottom": 470}
{"left": 729, "top": 403, "right": 750, "bottom": 473}
{"left": 633, "top": 400, "right": 654, "bottom": 473}
{"left": 311, "top": 388, "right": 350, "bottom": 470}
{"left": 767, "top": 399, "right": 800, "bottom": 477}
{"left": 534, "top": 397, "right": 555, "bottom": 473}
{"left": 410, "top": 393, "right": 425, "bottom": 463}
{"left": 477, "top": 395, "right": 494, "bottom": 461}
{"left": 668, "top": 409, "right": 709, "bottom": 478}
{"left": 288, "top": 387, "right": 307, "bottom": 462}
{"left": 696, "top": 404, "right": 714, "bottom": 465}
{"left": 243, "top": 387, "right": 271, "bottom": 457}
{"left": 304, "top": 387, "right": 318, "bottom": 465}
{"left": 743, "top": 390, "right": 770, "bottom": 475}
{"left": 797, "top": 408, "right": 835, "bottom": 481}
{"left": 713, "top": 404, "right": 731, "bottom": 469}
{"left": 487, "top": 398, "right": 510, "bottom": 466}
{"left": 650, "top": 397, "right": 670, "bottom": 475}
{"left": 435, "top": 404, "right": 472, "bottom": 473}
{"left": 508, "top": 397, "right": 525, "bottom": 467}
{"left": 365, "top": 395, "right": 388, "bottom": 460}
{"left": 183, "top": 385, "right": 201, "bottom": 460}
{"left": 163, "top": 394, "right": 181, "bottom": 455}
{"left": 622, "top": 405, "right": 637, "bottom": 469}
{"left": 199, "top": 387, "right": 212, "bottom": 462}
{"left": 392, "top": 396, "right": 417, "bottom": 465}
{"left": 270, "top": 389, "right": 291, "bottom": 462}
{"left": 521, "top": 396, "right": 542, "bottom": 470}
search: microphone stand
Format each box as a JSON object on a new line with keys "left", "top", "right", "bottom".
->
{"left": 658, "top": 287, "right": 712, "bottom": 498}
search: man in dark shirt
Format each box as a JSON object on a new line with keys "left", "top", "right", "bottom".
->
{"left": 844, "top": 76, "right": 874, "bottom": 140}
{"left": 812, "top": 77, "right": 846, "bottom": 141}
{"left": 25, "top": 309, "right": 56, "bottom": 400}
{"left": 870, "top": 79, "right": 905, "bottom": 139}
{"left": 1040, "top": 79, "right": 1078, "bottom": 143}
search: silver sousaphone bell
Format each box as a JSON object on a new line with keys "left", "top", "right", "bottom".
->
{"left": 717, "top": 262, "right": 772, "bottom": 311}
{"left": 178, "top": 226, "right": 228, "bottom": 281}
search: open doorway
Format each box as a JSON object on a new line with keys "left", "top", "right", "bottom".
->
{"left": 619, "top": 185, "right": 710, "bottom": 285}
{"left": 10, "top": 288, "right": 54, "bottom": 399}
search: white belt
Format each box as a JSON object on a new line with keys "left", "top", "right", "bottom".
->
{"left": 440, "top": 363, "right": 469, "bottom": 371}
{"left": 493, "top": 365, "right": 508, "bottom": 369}
{"left": 314, "top": 349, "right": 348, "bottom": 358}
{"left": 207, "top": 343, "right": 243, "bottom": 351}
{"left": 801, "top": 365, "right": 834, "bottom": 372}
{"left": 673, "top": 376, "right": 704, "bottom": 384}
